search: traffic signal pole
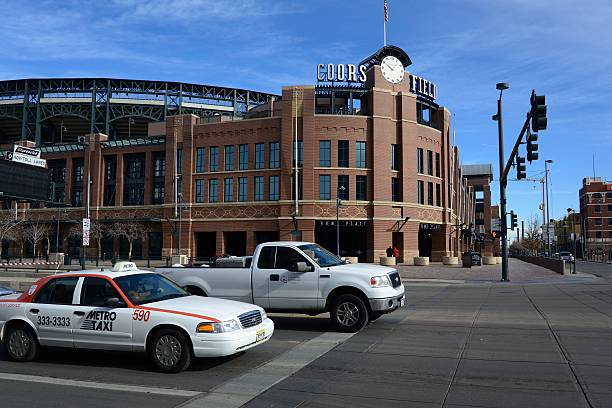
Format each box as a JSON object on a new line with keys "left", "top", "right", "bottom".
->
{"left": 496, "top": 91, "right": 510, "bottom": 281}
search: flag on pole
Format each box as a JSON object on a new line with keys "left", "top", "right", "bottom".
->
{"left": 384, "top": 0, "right": 389, "bottom": 22}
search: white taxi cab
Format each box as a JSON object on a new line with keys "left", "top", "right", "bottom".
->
{"left": 0, "top": 262, "right": 274, "bottom": 373}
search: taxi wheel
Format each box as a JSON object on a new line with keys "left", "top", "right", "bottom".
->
{"left": 331, "top": 294, "right": 369, "bottom": 333}
{"left": 5, "top": 323, "right": 39, "bottom": 362}
{"left": 149, "top": 328, "right": 193, "bottom": 373}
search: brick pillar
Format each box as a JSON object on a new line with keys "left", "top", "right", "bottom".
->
{"left": 246, "top": 231, "right": 256, "bottom": 254}
{"left": 143, "top": 150, "right": 153, "bottom": 205}
{"left": 370, "top": 220, "right": 393, "bottom": 263}
{"left": 115, "top": 154, "right": 124, "bottom": 206}
{"left": 402, "top": 221, "right": 420, "bottom": 265}
{"left": 431, "top": 224, "right": 452, "bottom": 262}
{"left": 216, "top": 232, "right": 225, "bottom": 256}
{"left": 64, "top": 157, "right": 73, "bottom": 205}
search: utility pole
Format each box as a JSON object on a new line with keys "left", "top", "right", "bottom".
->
{"left": 494, "top": 82, "right": 510, "bottom": 281}
{"left": 544, "top": 160, "right": 553, "bottom": 256}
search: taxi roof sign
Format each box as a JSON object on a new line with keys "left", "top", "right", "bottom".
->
{"left": 111, "top": 261, "right": 138, "bottom": 272}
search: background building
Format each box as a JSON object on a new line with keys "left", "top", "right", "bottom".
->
{"left": 579, "top": 177, "right": 612, "bottom": 262}
{"left": 0, "top": 46, "right": 490, "bottom": 263}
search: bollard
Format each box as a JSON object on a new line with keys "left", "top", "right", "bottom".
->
{"left": 147, "top": 259, "right": 151, "bottom": 268}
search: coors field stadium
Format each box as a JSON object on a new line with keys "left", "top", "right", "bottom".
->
{"left": 0, "top": 78, "right": 278, "bottom": 146}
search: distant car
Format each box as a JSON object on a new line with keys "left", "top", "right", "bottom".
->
{"left": 557, "top": 251, "right": 575, "bottom": 262}
{"left": 0, "top": 262, "right": 273, "bottom": 373}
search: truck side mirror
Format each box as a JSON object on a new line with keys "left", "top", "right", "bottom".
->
{"left": 294, "top": 261, "right": 313, "bottom": 272}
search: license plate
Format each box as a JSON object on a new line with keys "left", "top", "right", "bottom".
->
{"left": 256, "top": 329, "right": 266, "bottom": 342}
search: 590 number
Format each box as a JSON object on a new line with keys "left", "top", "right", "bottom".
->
{"left": 132, "top": 310, "right": 150, "bottom": 322}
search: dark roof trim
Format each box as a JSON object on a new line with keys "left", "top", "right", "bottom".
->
{"left": 359, "top": 45, "right": 412, "bottom": 71}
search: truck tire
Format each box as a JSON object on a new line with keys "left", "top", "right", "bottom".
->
{"left": 330, "top": 294, "right": 369, "bottom": 332}
{"left": 185, "top": 286, "right": 207, "bottom": 296}
{"left": 4, "top": 323, "right": 39, "bottom": 362}
{"left": 149, "top": 328, "right": 193, "bottom": 373}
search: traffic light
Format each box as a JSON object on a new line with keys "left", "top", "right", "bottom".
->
{"left": 527, "top": 133, "right": 539, "bottom": 163}
{"left": 516, "top": 156, "right": 526, "bottom": 179}
{"left": 510, "top": 211, "right": 518, "bottom": 230}
{"left": 530, "top": 90, "right": 547, "bottom": 132}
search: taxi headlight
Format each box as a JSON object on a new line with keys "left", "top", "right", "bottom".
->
{"left": 370, "top": 275, "right": 391, "bottom": 288}
{"left": 197, "top": 319, "right": 240, "bottom": 334}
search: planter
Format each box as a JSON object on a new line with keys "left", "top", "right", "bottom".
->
{"left": 413, "top": 257, "right": 430, "bottom": 266}
{"left": 379, "top": 256, "right": 396, "bottom": 266}
{"left": 344, "top": 256, "right": 359, "bottom": 264}
{"left": 442, "top": 256, "right": 459, "bottom": 265}
{"left": 496, "top": 257, "right": 502, "bottom": 264}
{"left": 482, "top": 256, "right": 496, "bottom": 265}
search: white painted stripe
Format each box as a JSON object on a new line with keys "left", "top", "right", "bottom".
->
{"left": 0, "top": 372, "right": 201, "bottom": 397}
{"left": 179, "top": 331, "right": 355, "bottom": 408}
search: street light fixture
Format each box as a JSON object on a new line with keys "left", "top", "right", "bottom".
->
{"left": 494, "top": 82, "right": 510, "bottom": 281}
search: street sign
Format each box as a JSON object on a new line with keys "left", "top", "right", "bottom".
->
{"left": 82, "top": 218, "right": 91, "bottom": 247}
{"left": 83, "top": 230, "right": 90, "bottom": 247}
{"left": 8, "top": 145, "right": 46, "bottom": 168}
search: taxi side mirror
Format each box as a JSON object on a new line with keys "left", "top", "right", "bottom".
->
{"left": 104, "top": 297, "right": 125, "bottom": 308}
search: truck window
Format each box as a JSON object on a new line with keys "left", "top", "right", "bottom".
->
{"left": 275, "top": 247, "right": 311, "bottom": 270}
{"left": 257, "top": 246, "right": 276, "bottom": 269}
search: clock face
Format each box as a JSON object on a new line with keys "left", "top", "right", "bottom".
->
{"left": 380, "top": 56, "right": 405, "bottom": 84}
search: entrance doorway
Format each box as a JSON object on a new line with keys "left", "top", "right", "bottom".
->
{"left": 315, "top": 221, "right": 368, "bottom": 262}
{"left": 224, "top": 232, "right": 247, "bottom": 256}
{"left": 196, "top": 232, "right": 216, "bottom": 258}
{"left": 418, "top": 229, "right": 433, "bottom": 258}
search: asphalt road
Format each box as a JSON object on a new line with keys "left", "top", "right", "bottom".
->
{"left": 1, "top": 260, "right": 611, "bottom": 407}
{"left": 576, "top": 260, "right": 612, "bottom": 279}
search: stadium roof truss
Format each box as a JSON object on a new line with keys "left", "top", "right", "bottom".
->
{"left": 0, "top": 78, "right": 278, "bottom": 146}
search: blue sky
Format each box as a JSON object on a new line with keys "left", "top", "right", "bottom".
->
{"left": 1, "top": 0, "right": 610, "bottom": 230}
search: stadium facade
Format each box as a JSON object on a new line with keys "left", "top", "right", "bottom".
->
{"left": 0, "top": 46, "right": 498, "bottom": 262}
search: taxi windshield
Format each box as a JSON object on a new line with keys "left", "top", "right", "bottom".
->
{"left": 114, "top": 273, "right": 189, "bottom": 306}
{"left": 297, "top": 244, "right": 344, "bottom": 267}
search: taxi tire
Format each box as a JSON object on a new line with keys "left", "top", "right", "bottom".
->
{"left": 330, "top": 294, "right": 369, "bottom": 333}
{"left": 4, "top": 323, "right": 39, "bottom": 362}
{"left": 149, "top": 328, "right": 193, "bottom": 373}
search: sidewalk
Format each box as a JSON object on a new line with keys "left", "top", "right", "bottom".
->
{"left": 396, "top": 258, "right": 597, "bottom": 284}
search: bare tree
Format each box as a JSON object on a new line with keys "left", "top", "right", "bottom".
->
{"left": 23, "top": 220, "right": 50, "bottom": 260}
{"left": 521, "top": 215, "right": 542, "bottom": 255}
{"left": 0, "top": 210, "right": 20, "bottom": 259}
{"left": 68, "top": 221, "right": 107, "bottom": 260}
{"left": 109, "top": 221, "right": 149, "bottom": 260}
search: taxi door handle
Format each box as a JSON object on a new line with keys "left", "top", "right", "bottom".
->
{"left": 320, "top": 274, "right": 331, "bottom": 279}
{"left": 73, "top": 311, "right": 85, "bottom": 317}
{"left": 270, "top": 274, "right": 280, "bottom": 281}
{"left": 29, "top": 309, "right": 39, "bottom": 314}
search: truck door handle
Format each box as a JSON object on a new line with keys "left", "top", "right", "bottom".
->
{"left": 73, "top": 311, "right": 85, "bottom": 317}
{"left": 29, "top": 309, "right": 39, "bottom": 314}
{"left": 270, "top": 274, "right": 280, "bottom": 281}
{"left": 320, "top": 274, "right": 330, "bottom": 278}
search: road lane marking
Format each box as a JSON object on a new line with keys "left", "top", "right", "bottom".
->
{"left": 178, "top": 331, "right": 355, "bottom": 408}
{"left": 0, "top": 372, "right": 202, "bottom": 397}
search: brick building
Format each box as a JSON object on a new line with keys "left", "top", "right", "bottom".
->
{"left": 579, "top": 177, "right": 612, "bottom": 261}
{"left": 0, "top": 46, "right": 486, "bottom": 263}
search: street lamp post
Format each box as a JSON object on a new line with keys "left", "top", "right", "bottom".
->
{"left": 545, "top": 159, "right": 553, "bottom": 256}
{"left": 336, "top": 186, "right": 346, "bottom": 257}
{"left": 567, "top": 208, "right": 576, "bottom": 273}
{"left": 177, "top": 192, "right": 183, "bottom": 257}
{"left": 494, "top": 82, "right": 510, "bottom": 281}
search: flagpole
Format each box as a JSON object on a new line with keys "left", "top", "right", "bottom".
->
{"left": 383, "top": 0, "right": 388, "bottom": 46}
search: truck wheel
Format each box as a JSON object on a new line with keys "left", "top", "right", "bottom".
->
{"left": 149, "top": 328, "right": 193, "bottom": 373}
{"left": 331, "top": 294, "right": 369, "bottom": 332}
{"left": 4, "top": 323, "right": 39, "bottom": 362}
{"left": 185, "top": 286, "right": 207, "bottom": 296}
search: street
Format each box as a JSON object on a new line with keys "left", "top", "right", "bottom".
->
{"left": 576, "top": 260, "right": 612, "bottom": 279}
{"left": 1, "top": 259, "right": 611, "bottom": 407}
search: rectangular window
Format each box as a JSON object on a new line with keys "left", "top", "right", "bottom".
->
{"left": 210, "top": 147, "right": 218, "bottom": 172}
{"left": 238, "top": 177, "right": 248, "bottom": 202}
{"left": 224, "top": 145, "right": 234, "bottom": 171}
{"left": 176, "top": 149, "right": 183, "bottom": 174}
{"left": 224, "top": 178, "right": 233, "bottom": 202}
{"left": 208, "top": 179, "right": 218, "bottom": 203}
{"left": 427, "top": 150, "right": 433, "bottom": 175}
{"left": 356, "top": 176, "right": 367, "bottom": 201}
{"left": 608, "top": 218, "right": 612, "bottom": 226}
{"left": 392, "top": 178, "right": 400, "bottom": 202}
{"left": 269, "top": 176, "right": 280, "bottom": 201}
{"left": 73, "top": 190, "right": 83, "bottom": 207}
{"left": 74, "top": 161, "right": 84, "bottom": 182}
{"left": 153, "top": 154, "right": 165, "bottom": 177}
{"left": 418, "top": 181, "right": 425, "bottom": 205}
{"left": 338, "top": 175, "right": 349, "bottom": 200}
{"left": 436, "top": 184, "right": 441, "bottom": 207}
{"left": 254, "top": 176, "right": 264, "bottom": 201}
{"left": 435, "top": 153, "right": 440, "bottom": 177}
{"left": 319, "top": 140, "right": 331, "bottom": 167}
{"left": 427, "top": 182, "right": 434, "bottom": 205}
{"left": 195, "top": 147, "right": 205, "bottom": 173}
{"left": 293, "top": 140, "right": 303, "bottom": 167}
{"left": 269, "top": 142, "right": 280, "bottom": 168}
{"left": 595, "top": 218, "right": 602, "bottom": 226}
{"left": 239, "top": 144, "right": 249, "bottom": 170}
{"left": 391, "top": 144, "right": 399, "bottom": 171}
{"left": 595, "top": 205, "right": 601, "bottom": 213}
{"left": 596, "top": 231, "right": 602, "bottom": 238}
{"left": 417, "top": 148, "right": 424, "bottom": 173}
{"left": 195, "top": 180, "right": 204, "bottom": 203}
{"left": 255, "top": 143, "right": 265, "bottom": 169}
{"left": 319, "top": 175, "right": 331, "bottom": 200}
{"left": 356, "top": 141, "right": 366, "bottom": 168}
{"left": 608, "top": 204, "right": 612, "bottom": 211}
{"left": 338, "top": 140, "right": 349, "bottom": 167}
{"left": 153, "top": 183, "right": 165, "bottom": 204}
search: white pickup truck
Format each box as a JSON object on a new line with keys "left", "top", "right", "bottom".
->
{"left": 157, "top": 242, "right": 405, "bottom": 332}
